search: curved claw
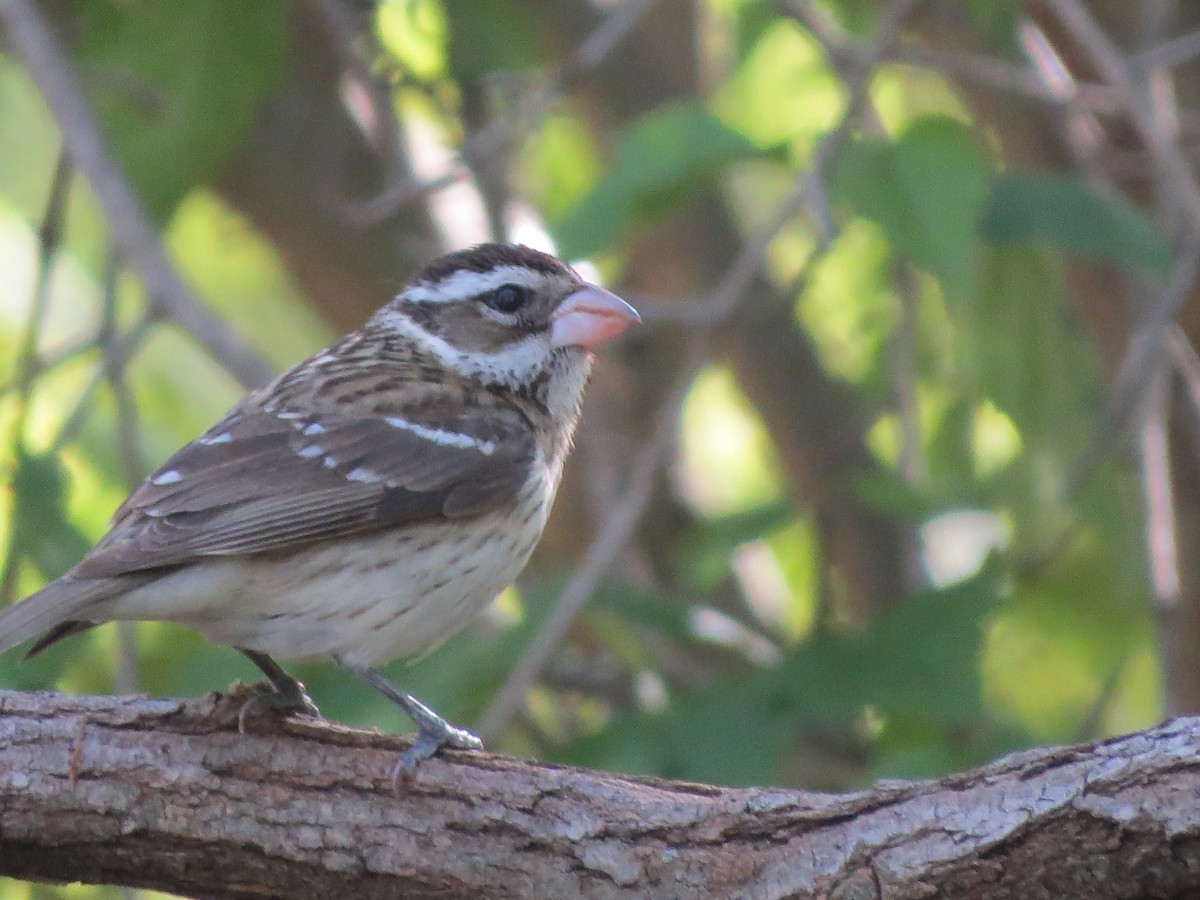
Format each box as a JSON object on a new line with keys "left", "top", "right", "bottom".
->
{"left": 236, "top": 681, "right": 322, "bottom": 734}
{"left": 391, "top": 720, "right": 484, "bottom": 789}
{"left": 331, "top": 656, "right": 485, "bottom": 790}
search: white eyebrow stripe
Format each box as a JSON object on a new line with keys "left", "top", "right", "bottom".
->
{"left": 401, "top": 265, "right": 546, "bottom": 304}
{"left": 384, "top": 416, "right": 496, "bottom": 455}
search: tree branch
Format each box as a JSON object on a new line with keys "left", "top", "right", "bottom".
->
{"left": 2, "top": 689, "right": 1199, "bottom": 899}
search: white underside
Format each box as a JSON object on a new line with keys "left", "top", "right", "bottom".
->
{"left": 102, "top": 473, "right": 553, "bottom": 666}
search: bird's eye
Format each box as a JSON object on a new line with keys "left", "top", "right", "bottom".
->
{"left": 485, "top": 284, "right": 529, "bottom": 315}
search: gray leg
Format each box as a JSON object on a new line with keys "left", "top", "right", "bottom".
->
{"left": 237, "top": 648, "right": 321, "bottom": 727}
{"left": 334, "top": 655, "right": 483, "bottom": 780}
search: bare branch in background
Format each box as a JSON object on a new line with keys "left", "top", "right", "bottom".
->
{"left": 8, "top": 152, "right": 71, "bottom": 413}
{"left": 311, "top": 0, "right": 409, "bottom": 181}
{"left": 1168, "top": 325, "right": 1200, "bottom": 436}
{"left": 1132, "top": 27, "right": 1200, "bottom": 72}
{"left": 1139, "top": 365, "right": 1180, "bottom": 711}
{"left": 1067, "top": 236, "right": 1200, "bottom": 493}
{"left": 48, "top": 314, "right": 157, "bottom": 455}
{"left": 0, "top": 0, "right": 274, "bottom": 388}
{"left": 1043, "top": 0, "right": 1200, "bottom": 228}
{"left": 1007, "top": 2, "right": 1200, "bottom": 502}
{"left": 778, "top": 0, "right": 1200, "bottom": 128}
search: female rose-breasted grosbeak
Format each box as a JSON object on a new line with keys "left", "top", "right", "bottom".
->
{"left": 0, "top": 243, "right": 639, "bottom": 775}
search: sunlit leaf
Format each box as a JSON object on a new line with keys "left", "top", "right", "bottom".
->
{"left": 378, "top": 0, "right": 448, "bottom": 80}
{"left": 799, "top": 220, "right": 897, "bottom": 386}
{"left": 714, "top": 19, "right": 841, "bottom": 146}
{"left": 967, "top": 244, "right": 1099, "bottom": 457}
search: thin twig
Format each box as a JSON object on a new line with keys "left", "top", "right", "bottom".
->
{"left": 889, "top": 41, "right": 1127, "bottom": 114}
{"left": 1039, "top": 1, "right": 1200, "bottom": 493}
{"left": 50, "top": 314, "right": 157, "bottom": 455}
{"left": 1067, "top": 233, "right": 1200, "bottom": 493}
{"left": 8, "top": 152, "right": 72, "bottom": 425}
{"left": 0, "top": 334, "right": 107, "bottom": 400}
{"left": 1131, "top": 28, "right": 1200, "bottom": 73}
{"left": 1138, "top": 364, "right": 1179, "bottom": 714}
{"left": 0, "top": 0, "right": 273, "bottom": 389}
{"left": 311, "top": 0, "right": 413, "bottom": 192}
{"left": 99, "top": 256, "right": 145, "bottom": 492}
{"left": 1167, "top": 326, "right": 1200, "bottom": 438}
{"left": 98, "top": 251, "right": 144, "bottom": 695}
{"left": 555, "top": 0, "right": 660, "bottom": 84}
{"left": 1042, "top": 0, "right": 1200, "bottom": 229}
{"left": 773, "top": 0, "right": 1132, "bottom": 118}
{"left": 890, "top": 261, "right": 924, "bottom": 488}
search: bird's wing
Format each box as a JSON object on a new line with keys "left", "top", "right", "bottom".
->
{"left": 74, "top": 400, "right": 537, "bottom": 578}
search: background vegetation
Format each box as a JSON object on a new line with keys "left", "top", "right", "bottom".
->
{"left": 1, "top": 0, "right": 1196, "bottom": 894}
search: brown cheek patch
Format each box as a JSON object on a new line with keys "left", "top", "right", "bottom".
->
{"left": 435, "top": 303, "right": 544, "bottom": 353}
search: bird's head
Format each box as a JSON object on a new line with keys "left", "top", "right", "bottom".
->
{"left": 371, "top": 244, "right": 640, "bottom": 403}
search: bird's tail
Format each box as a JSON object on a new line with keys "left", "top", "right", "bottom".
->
{"left": 0, "top": 577, "right": 115, "bottom": 659}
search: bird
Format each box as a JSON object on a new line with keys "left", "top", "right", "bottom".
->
{"left": 0, "top": 243, "right": 640, "bottom": 779}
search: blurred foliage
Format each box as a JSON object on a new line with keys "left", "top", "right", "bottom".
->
{"left": 73, "top": 0, "right": 289, "bottom": 219}
{"left": 0, "top": 0, "right": 1177, "bottom": 895}
{"left": 555, "top": 103, "right": 785, "bottom": 257}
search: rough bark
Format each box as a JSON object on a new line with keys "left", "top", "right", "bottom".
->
{"left": 1, "top": 689, "right": 1199, "bottom": 899}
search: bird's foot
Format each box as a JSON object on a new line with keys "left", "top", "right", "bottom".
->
{"left": 391, "top": 711, "right": 485, "bottom": 787}
{"left": 236, "top": 679, "right": 322, "bottom": 734}
{"left": 331, "top": 655, "right": 483, "bottom": 788}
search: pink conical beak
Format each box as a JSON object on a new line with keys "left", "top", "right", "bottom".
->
{"left": 551, "top": 284, "right": 641, "bottom": 349}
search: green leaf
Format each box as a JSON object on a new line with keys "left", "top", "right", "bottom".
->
{"left": 834, "top": 116, "right": 991, "bottom": 295}
{"left": 445, "top": 0, "right": 541, "bottom": 80}
{"left": 926, "top": 396, "right": 978, "bottom": 484}
{"left": 964, "top": 0, "right": 1022, "bottom": 51}
{"left": 982, "top": 172, "right": 1172, "bottom": 274}
{"left": 851, "top": 469, "right": 940, "bottom": 520}
{"left": 554, "top": 103, "right": 782, "bottom": 257}
{"left": 72, "top": 0, "right": 289, "bottom": 219}
{"left": 819, "top": 2, "right": 881, "bottom": 37}
{"left": 7, "top": 449, "right": 92, "bottom": 583}
{"left": 967, "top": 244, "right": 1099, "bottom": 459}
